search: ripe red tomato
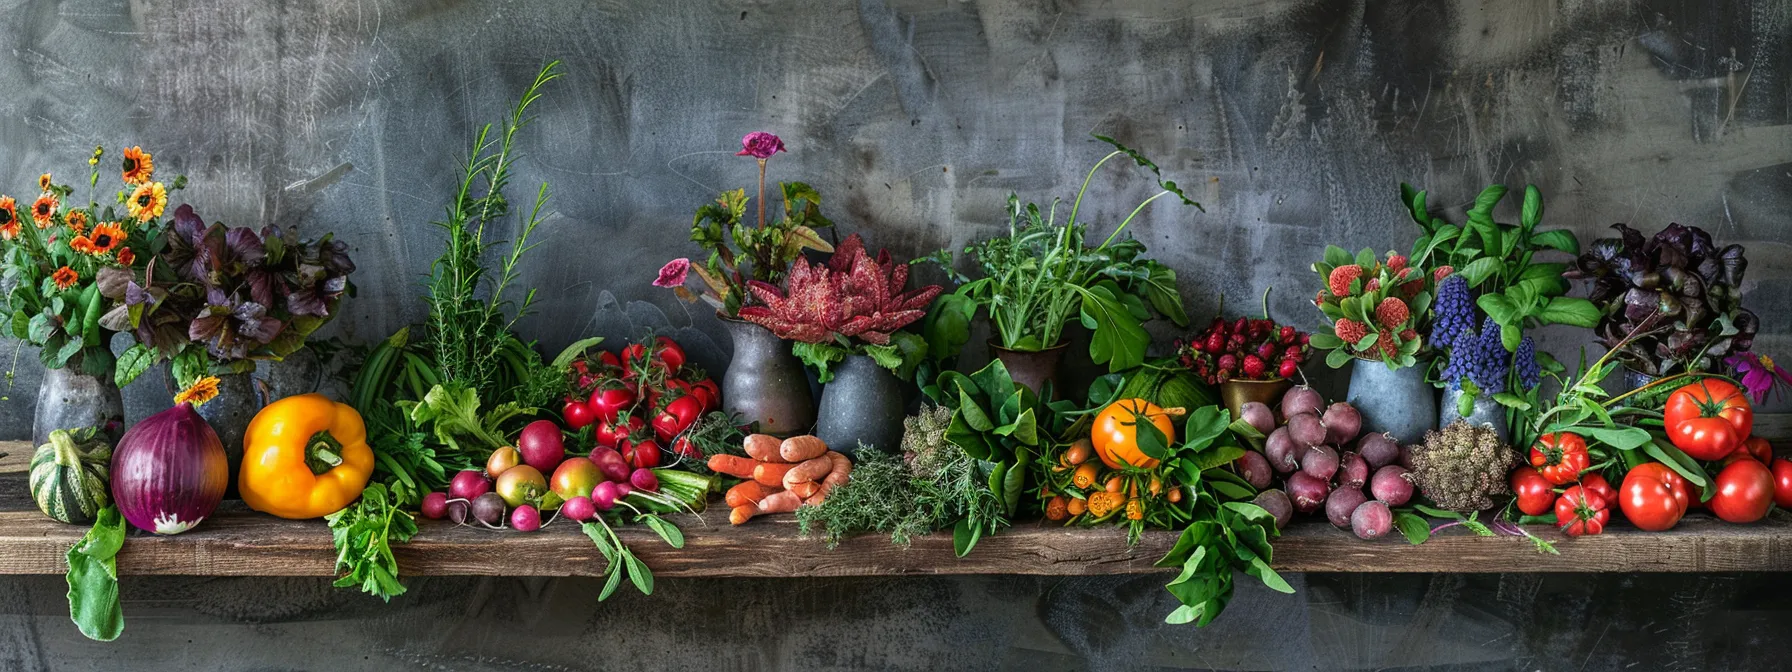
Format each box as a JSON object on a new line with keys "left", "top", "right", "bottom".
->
{"left": 1709, "top": 459, "right": 1773, "bottom": 523}
{"left": 652, "top": 395, "right": 704, "bottom": 441}
{"left": 562, "top": 398, "right": 596, "bottom": 429}
{"left": 1530, "top": 433, "right": 1590, "bottom": 485}
{"left": 595, "top": 415, "right": 643, "bottom": 448}
{"left": 1619, "top": 463, "right": 1690, "bottom": 531}
{"left": 621, "top": 436, "right": 662, "bottom": 469}
{"left": 1555, "top": 485, "right": 1609, "bottom": 536}
{"left": 598, "top": 350, "right": 622, "bottom": 369}
{"left": 654, "top": 336, "right": 686, "bottom": 372}
{"left": 1663, "top": 379, "right": 1753, "bottom": 461}
{"left": 1772, "top": 458, "right": 1792, "bottom": 508}
{"left": 587, "top": 385, "right": 636, "bottom": 424}
{"left": 1580, "top": 472, "right": 1616, "bottom": 507}
{"left": 693, "top": 378, "right": 721, "bottom": 411}
{"left": 670, "top": 435, "right": 701, "bottom": 461}
{"left": 1736, "top": 436, "right": 1773, "bottom": 463}
{"left": 1509, "top": 466, "right": 1555, "bottom": 516}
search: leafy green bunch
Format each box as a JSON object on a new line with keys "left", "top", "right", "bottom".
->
{"left": 683, "top": 179, "right": 835, "bottom": 317}
{"left": 927, "top": 359, "right": 1066, "bottom": 555}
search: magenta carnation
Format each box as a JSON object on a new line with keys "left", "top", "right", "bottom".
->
{"left": 736, "top": 132, "right": 785, "bottom": 160}
{"left": 653, "top": 258, "right": 690, "bottom": 288}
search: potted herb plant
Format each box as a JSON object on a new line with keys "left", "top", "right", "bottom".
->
{"left": 104, "top": 203, "right": 355, "bottom": 475}
{"left": 1174, "top": 306, "right": 1309, "bottom": 421}
{"left": 2, "top": 147, "right": 181, "bottom": 445}
{"left": 738, "top": 233, "right": 939, "bottom": 452}
{"left": 928, "top": 136, "right": 1195, "bottom": 395}
{"left": 1564, "top": 222, "right": 1757, "bottom": 389}
{"left": 657, "top": 131, "right": 834, "bottom": 435}
{"left": 1308, "top": 247, "right": 1440, "bottom": 443}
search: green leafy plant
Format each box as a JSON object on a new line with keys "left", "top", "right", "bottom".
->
{"left": 65, "top": 505, "right": 125, "bottom": 641}
{"left": 928, "top": 359, "right": 1063, "bottom": 555}
{"left": 1154, "top": 499, "right": 1289, "bottom": 627}
{"left": 398, "top": 383, "right": 533, "bottom": 467}
{"left": 1308, "top": 247, "right": 1434, "bottom": 370}
{"left": 1402, "top": 183, "right": 1598, "bottom": 350}
{"left": 324, "top": 483, "right": 418, "bottom": 601}
{"left": 582, "top": 512, "right": 684, "bottom": 601}
{"left": 926, "top": 135, "right": 1195, "bottom": 373}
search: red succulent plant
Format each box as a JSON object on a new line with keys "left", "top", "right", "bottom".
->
{"left": 738, "top": 233, "right": 942, "bottom": 345}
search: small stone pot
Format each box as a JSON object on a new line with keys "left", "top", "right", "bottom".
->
{"left": 1345, "top": 359, "right": 1436, "bottom": 445}
{"left": 1438, "top": 387, "right": 1509, "bottom": 444}
{"left": 1220, "top": 378, "right": 1292, "bottom": 422}
{"left": 990, "top": 340, "right": 1069, "bottom": 397}
{"left": 719, "top": 317, "right": 815, "bottom": 436}
{"left": 33, "top": 367, "right": 125, "bottom": 447}
{"left": 815, "top": 355, "right": 907, "bottom": 456}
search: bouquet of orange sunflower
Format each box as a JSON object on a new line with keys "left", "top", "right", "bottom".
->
{"left": 0, "top": 146, "right": 179, "bottom": 379}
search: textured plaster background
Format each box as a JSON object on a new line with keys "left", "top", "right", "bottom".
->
{"left": 0, "top": 0, "right": 1788, "bottom": 669}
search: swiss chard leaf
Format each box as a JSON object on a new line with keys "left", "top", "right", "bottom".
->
{"left": 66, "top": 506, "right": 125, "bottom": 641}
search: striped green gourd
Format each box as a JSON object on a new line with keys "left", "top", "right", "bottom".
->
{"left": 29, "top": 428, "right": 112, "bottom": 524}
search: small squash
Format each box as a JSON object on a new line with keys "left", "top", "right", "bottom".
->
{"left": 29, "top": 428, "right": 112, "bottom": 524}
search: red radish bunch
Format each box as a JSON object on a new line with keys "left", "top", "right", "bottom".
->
{"left": 1175, "top": 317, "right": 1310, "bottom": 384}
{"left": 560, "top": 335, "right": 719, "bottom": 469}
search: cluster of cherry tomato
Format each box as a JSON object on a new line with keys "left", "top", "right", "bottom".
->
{"left": 1513, "top": 379, "right": 1792, "bottom": 536}
{"left": 560, "top": 335, "right": 719, "bottom": 468}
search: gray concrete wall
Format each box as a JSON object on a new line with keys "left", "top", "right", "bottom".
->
{"left": 0, "top": 0, "right": 1789, "bottom": 669}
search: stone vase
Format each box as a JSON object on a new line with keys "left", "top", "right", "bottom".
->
{"left": 815, "top": 355, "right": 907, "bottom": 456}
{"left": 174, "top": 369, "right": 264, "bottom": 487}
{"left": 33, "top": 367, "right": 125, "bottom": 447}
{"left": 990, "top": 340, "right": 1069, "bottom": 398}
{"left": 719, "top": 317, "right": 815, "bottom": 436}
{"left": 1345, "top": 359, "right": 1436, "bottom": 445}
{"left": 1438, "top": 387, "right": 1510, "bottom": 444}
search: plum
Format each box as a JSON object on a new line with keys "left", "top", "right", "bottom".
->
{"left": 1239, "top": 401, "right": 1276, "bottom": 435}
{"left": 1351, "top": 500, "right": 1393, "bottom": 540}
{"left": 1357, "top": 432, "right": 1400, "bottom": 469}
{"left": 1287, "top": 471, "right": 1330, "bottom": 514}
{"left": 1281, "top": 385, "right": 1325, "bottom": 419}
{"left": 1286, "top": 412, "right": 1327, "bottom": 447}
{"left": 1322, "top": 403, "right": 1362, "bottom": 445}
{"left": 421, "top": 492, "right": 449, "bottom": 520}
{"left": 1370, "top": 465, "right": 1414, "bottom": 506}
{"left": 1337, "top": 452, "right": 1370, "bottom": 490}
{"left": 1325, "top": 487, "right": 1368, "bottom": 529}
{"left": 1301, "top": 444, "right": 1340, "bottom": 481}
{"left": 1265, "top": 427, "right": 1300, "bottom": 473}
{"left": 1235, "top": 450, "right": 1274, "bottom": 489}
{"left": 1252, "top": 489, "right": 1294, "bottom": 530}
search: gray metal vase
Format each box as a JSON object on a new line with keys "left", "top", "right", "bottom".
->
{"left": 1438, "top": 387, "right": 1510, "bottom": 444}
{"left": 815, "top": 354, "right": 906, "bottom": 456}
{"left": 720, "top": 318, "right": 815, "bottom": 436}
{"left": 1345, "top": 359, "right": 1436, "bottom": 445}
{"left": 33, "top": 367, "right": 125, "bottom": 447}
{"left": 175, "top": 369, "right": 264, "bottom": 487}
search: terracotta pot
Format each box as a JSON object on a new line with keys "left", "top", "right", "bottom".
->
{"left": 33, "top": 367, "right": 125, "bottom": 447}
{"left": 719, "top": 317, "right": 815, "bottom": 436}
{"left": 989, "top": 340, "right": 1069, "bottom": 397}
{"left": 815, "top": 355, "right": 906, "bottom": 456}
{"left": 1219, "top": 378, "right": 1292, "bottom": 421}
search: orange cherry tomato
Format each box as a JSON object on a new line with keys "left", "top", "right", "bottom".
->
{"left": 1092, "top": 398, "right": 1175, "bottom": 469}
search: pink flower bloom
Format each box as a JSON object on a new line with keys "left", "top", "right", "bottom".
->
{"left": 1726, "top": 352, "right": 1792, "bottom": 404}
{"left": 654, "top": 258, "right": 690, "bottom": 288}
{"left": 736, "top": 132, "right": 786, "bottom": 160}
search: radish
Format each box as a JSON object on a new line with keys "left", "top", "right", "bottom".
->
{"left": 1357, "top": 433, "right": 1400, "bottom": 469}
{"left": 1253, "top": 489, "right": 1294, "bottom": 530}
{"left": 592, "top": 481, "right": 619, "bottom": 511}
{"left": 1285, "top": 412, "right": 1326, "bottom": 447}
{"left": 470, "top": 493, "right": 507, "bottom": 527}
{"left": 1265, "top": 427, "right": 1299, "bottom": 473}
{"left": 615, "top": 482, "right": 634, "bottom": 499}
{"left": 592, "top": 447, "right": 631, "bottom": 483}
{"left": 1239, "top": 401, "right": 1276, "bottom": 435}
{"left": 518, "top": 420, "right": 567, "bottom": 473}
{"left": 1301, "top": 444, "right": 1339, "bottom": 481}
{"left": 510, "top": 504, "right": 541, "bottom": 532}
{"left": 1325, "top": 487, "right": 1367, "bottom": 529}
{"left": 562, "top": 496, "right": 596, "bottom": 522}
{"left": 449, "top": 470, "right": 491, "bottom": 500}
{"left": 1281, "top": 385, "right": 1325, "bottom": 419}
{"left": 1234, "top": 451, "right": 1273, "bottom": 489}
{"left": 421, "top": 492, "right": 449, "bottom": 520}
{"left": 630, "top": 468, "right": 660, "bottom": 492}
{"left": 1287, "top": 472, "right": 1329, "bottom": 514}
{"left": 1351, "top": 500, "right": 1393, "bottom": 540}
{"left": 447, "top": 499, "right": 470, "bottom": 525}
{"left": 1370, "top": 465, "right": 1413, "bottom": 506}
{"left": 1337, "top": 452, "right": 1369, "bottom": 489}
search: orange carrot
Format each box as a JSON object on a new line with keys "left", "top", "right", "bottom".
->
{"left": 729, "top": 504, "right": 756, "bottom": 525}
{"left": 807, "top": 451, "right": 853, "bottom": 501}
{"left": 782, "top": 455, "right": 832, "bottom": 489}
{"left": 708, "top": 454, "right": 758, "bottom": 480}
{"left": 753, "top": 461, "right": 800, "bottom": 487}
{"left": 756, "top": 489, "right": 802, "bottom": 514}
{"left": 742, "top": 434, "right": 787, "bottom": 462}
{"left": 724, "top": 480, "right": 771, "bottom": 509}
{"left": 789, "top": 480, "right": 822, "bottom": 499}
{"left": 779, "top": 435, "right": 829, "bottom": 462}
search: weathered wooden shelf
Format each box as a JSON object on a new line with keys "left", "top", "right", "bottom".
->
{"left": 1, "top": 504, "right": 1789, "bottom": 577}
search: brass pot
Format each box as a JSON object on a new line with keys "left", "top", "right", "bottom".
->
{"left": 1219, "top": 378, "right": 1292, "bottom": 421}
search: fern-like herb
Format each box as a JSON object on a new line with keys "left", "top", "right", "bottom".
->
{"left": 796, "top": 405, "right": 1002, "bottom": 547}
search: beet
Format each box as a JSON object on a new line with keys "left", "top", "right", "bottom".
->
{"left": 1235, "top": 450, "right": 1273, "bottom": 489}
{"left": 1337, "top": 452, "right": 1370, "bottom": 490}
{"left": 1357, "top": 433, "right": 1400, "bottom": 469}
{"left": 1281, "top": 385, "right": 1325, "bottom": 419}
{"left": 1301, "top": 444, "right": 1339, "bottom": 481}
{"left": 509, "top": 504, "right": 542, "bottom": 532}
{"left": 1370, "top": 465, "right": 1414, "bottom": 506}
{"left": 1252, "top": 489, "right": 1294, "bottom": 530}
{"left": 1239, "top": 401, "right": 1276, "bottom": 435}
{"left": 470, "top": 492, "right": 507, "bottom": 527}
{"left": 1287, "top": 471, "right": 1330, "bottom": 514}
{"left": 449, "top": 470, "right": 491, "bottom": 500}
{"left": 1265, "top": 427, "right": 1300, "bottom": 473}
{"left": 1322, "top": 402, "right": 1362, "bottom": 445}
{"left": 421, "top": 492, "right": 449, "bottom": 520}
{"left": 447, "top": 499, "right": 470, "bottom": 525}
{"left": 1351, "top": 500, "right": 1393, "bottom": 540}
{"left": 1325, "top": 487, "right": 1368, "bottom": 529}
{"left": 1286, "top": 412, "right": 1327, "bottom": 447}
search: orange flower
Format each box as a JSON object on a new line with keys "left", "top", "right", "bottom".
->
{"left": 70, "top": 235, "right": 95, "bottom": 255}
{"left": 51, "top": 265, "right": 78, "bottom": 290}
{"left": 0, "top": 196, "right": 16, "bottom": 240}
{"left": 30, "top": 193, "right": 56, "bottom": 229}
{"left": 174, "top": 376, "right": 220, "bottom": 407}
{"left": 65, "top": 210, "right": 88, "bottom": 236}
{"left": 116, "top": 247, "right": 135, "bottom": 266}
{"left": 84, "top": 221, "right": 125, "bottom": 255}
{"left": 121, "top": 146, "right": 154, "bottom": 185}
{"left": 38, "top": 173, "right": 51, "bottom": 192}
{"left": 127, "top": 182, "right": 166, "bottom": 222}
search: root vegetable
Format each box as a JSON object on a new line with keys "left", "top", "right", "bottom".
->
{"left": 1239, "top": 402, "right": 1276, "bottom": 435}
{"left": 630, "top": 468, "right": 660, "bottom": 492}
{"left": 1281, "top": 385, "right": 1325, "bottom": 419}
{"left": 1065, "top": 439, "right": 1093, "bottom": 466}
{"left": 449, "top": 470, "right": 491, "bottom": 500}
{"left": 724, "top": 481, "right": 770, "bottom": 509}
{"left": 809, "top": 451, "right": 852, "bottom": 501}
{"left": 753, "top": 461, "right": 800, "bottom": 487}
{"left": 1370, "top": 465, "right": 1413, "bottom": 506}
{"left": 1322, "top": 403, "right": 1362, "bottom": 445}
{"left": 1287, "top": 471, "right": 1330, "bottom": 514}
{"left": 1045, "top": 496, "right": 1070, "bottom": 521}
{"left": 447, "top": 499, "right": 470, "bottom": 525}
{"left": 615, "top": 482, "right": 634, "bottom": 499}
{"left": 421, "top": 492, "right": 448, "bottom": 520}
{"left": 1253, "top": 489, "right": 1293, "bottom": 529}
{"left": 517, "top": 420, "right": 566, "bottom": 473}
{"left": 742, "top": 434, "right": 786, "bottom": 462}
{"left": 1235, "top": 450, "right": 1273, "bottom": 489}
{"left": 779, "top": 435, "right": 828, "bottom": 462}
{"left": 1301, "top": 444, "right": 1340, "bottom": 481}
{"left": 1265, "top": 427, "right": 1300, "bottom": 473}
{"left": 729, "top": 505, "right": 755, "bottom": 525}
{"left": 470, "top": 493, "right": 507, "bottom": 527}
{"left": 1337, "top": 452, "right": 1369, "bottom": 489}
{"left": 1350, "top": 500, "right": 1393, "bottom": 540}
{"left": 707, "top": 454, "right": 758, "bottom": 480}
{"left": 1286, "top": 412, "right": 1326, "bottom": 447}
{"left": 1073, "top": 462, "right": 1101, "bottom": 489}
{"left": 1357, "top": 433, "right": 1399, "bottom": 469}
{"left": 592, "top": 481, "right": 619, "bottom": 511}
{"left": 1325, "top": 487, "right": 1368, "bottom": 529}
{"left": 731, "top": 488, "right": 803, "bottom": 525}
{"left": 510, "top": 504, "right": 541, "bottom": 532}
{"left": 593, "top": 448, "right": 632, "bottom": 482}
{"left": 1067, "top": 497, "right": 1088, "bottom": 516}
{"left": 782, "top": 455, "right": 833, "bottom": 490}
{"left": 562, "top": 496, "right": 596, "bottom": 522}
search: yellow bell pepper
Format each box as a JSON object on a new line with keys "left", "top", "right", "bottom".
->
{"left": 240, "top": 393, "right": 374, "bottom": 519}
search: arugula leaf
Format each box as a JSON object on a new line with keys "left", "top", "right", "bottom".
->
{"left": 66, "top": 506, "right": 125, "bottom": 641}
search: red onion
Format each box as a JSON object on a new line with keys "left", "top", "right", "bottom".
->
{"left": 110, "top": 403, "right": 227, "bottom": 535}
